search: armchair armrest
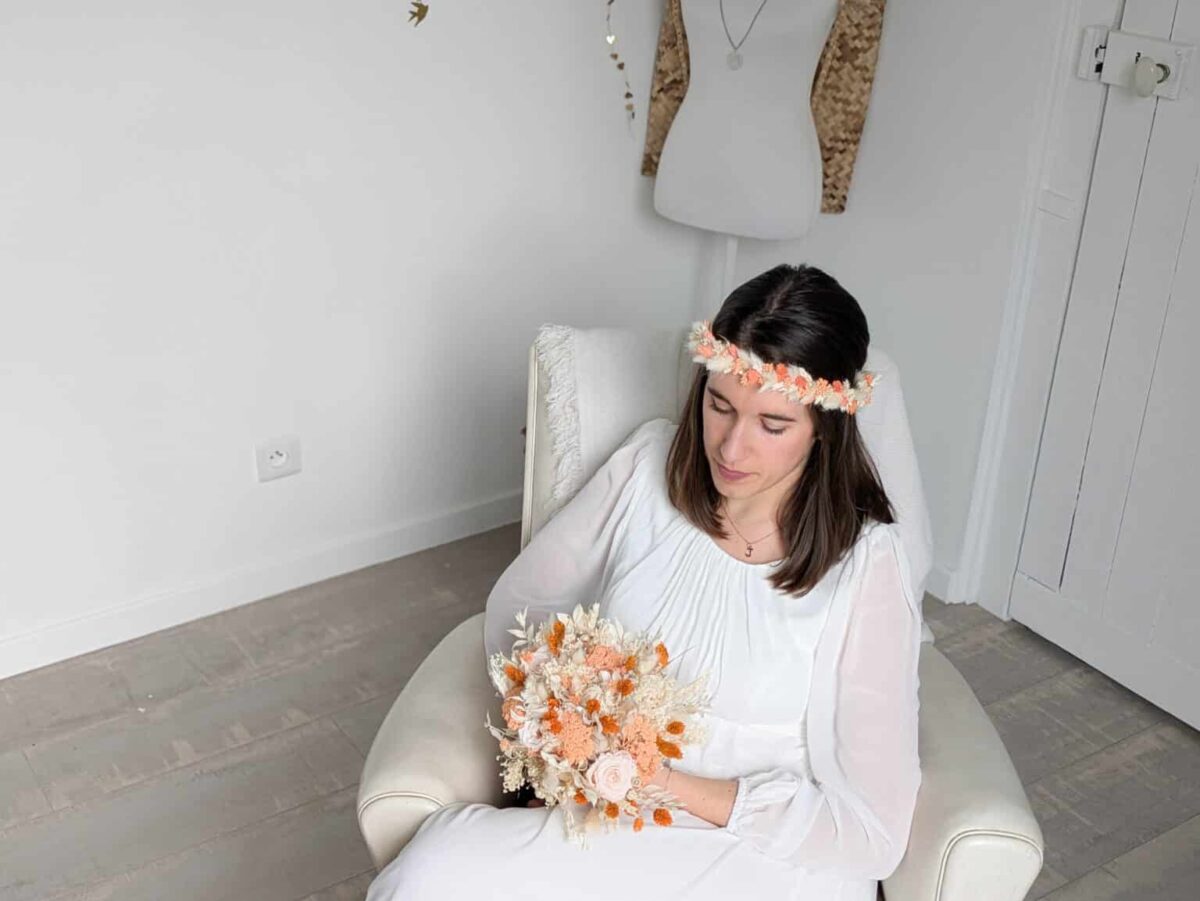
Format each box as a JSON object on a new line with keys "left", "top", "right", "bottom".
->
{"left": 883, "top": 647, "right": 1044, "bottom": 901}
{"left": 356, "top": 612, "right": 504, "bottom": 871}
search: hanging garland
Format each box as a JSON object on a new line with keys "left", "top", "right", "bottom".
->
{"left": 407, "top": 1, "right": 634, "bottom": 123}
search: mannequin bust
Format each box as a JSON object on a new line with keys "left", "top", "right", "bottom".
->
{"left": 653, "top": 0, "right": 839, "bottom": 240}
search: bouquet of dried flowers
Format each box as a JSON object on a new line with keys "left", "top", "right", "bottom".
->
{"left": 485, "top": 603, "right": 712, "bottom": 848}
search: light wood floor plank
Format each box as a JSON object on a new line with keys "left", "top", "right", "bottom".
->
{"left": 49, "top": 788, "right": 372, "bottom": 901}
{"left": 0, "top": 720, "right": 362, "bottom": 901}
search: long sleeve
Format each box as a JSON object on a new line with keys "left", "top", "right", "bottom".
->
{"left": 482, "top": 420, "right": 657, "bottom": 662}
{"left": 723, "top": 521, "right": 923, "bottom": 881}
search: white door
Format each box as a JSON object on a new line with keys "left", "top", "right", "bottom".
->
{"left": 1012, "top": 0, "right": 1200, "bottom": 729}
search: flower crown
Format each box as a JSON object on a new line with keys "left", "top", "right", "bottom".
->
{"left": 685, "top": 320, "right": 879, "bottom": 415}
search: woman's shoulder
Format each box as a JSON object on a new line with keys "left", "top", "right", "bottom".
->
{"left": 606, "top": 417, "right": 677, "bottom": 477}
{"left": 852, "top": 517, "right": 904, "bottom": 562}
{"left": 607, "top": 417, "right": 678, "bottom": 518}
{"left": 619, "top": 416, "right": 677, "bottom": 453}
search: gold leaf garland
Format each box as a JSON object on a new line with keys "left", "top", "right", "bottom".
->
{"left": 408, "top": 1, "right": 635, "bottom": 123}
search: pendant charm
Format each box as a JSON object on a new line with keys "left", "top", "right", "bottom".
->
{"left": 727, "top": 50, "right": 743, "bottom": 70}
{"left": 745, "top": 545, "right": 753, "bottom": 558}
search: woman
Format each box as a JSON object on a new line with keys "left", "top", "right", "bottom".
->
{"left": 366, "top": 263, "right": 923, "bottom": 901}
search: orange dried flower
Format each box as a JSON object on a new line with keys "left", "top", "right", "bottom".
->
{"left": 599, "top": 715, "right": 620, "bottom": 735}
{"left": 585, "top": 644, "right": 625, "bottom": 670}
{"left": 585, "top": 699, "right": 601, "bottom": 716}
{"left": 605, "top": 802, "right": 620, "bottom": 819}
{"left": 574, "top": 790, "right": 588, "bottom": 804}
{"left": 633, "top": 816, "right": 645, "bottom": 832}
{"left": 666, "top": 720, "right": 686, "bottom": 735}
{"left": 655, "top": 642, "right": 669, "bottom": 668}
{"left": 653, "top": 808, "right": 673, "bottom": 827}
{"left": 504, "top": 664, "right": 525, "bottom": 685}
{"left": 624, "top": 654, "right": 638, "bottom": 670}
{"left": 656, "top": 737, "right": 682, "bottom": 759}
{"left": 546, "top": 697, "right": 561, "bottom": 710}
{"left": 556, "top": 710, "right": 594, "bottom": 766}
{"left": 547, "top": 621, "right": 566, "bottom": 656}
{"left": 615, "top": 678, "right": 635, "bottom": 697}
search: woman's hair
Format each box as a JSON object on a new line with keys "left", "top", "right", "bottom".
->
{"left": 666, "top": 263, "right": 895, "bottom": 597}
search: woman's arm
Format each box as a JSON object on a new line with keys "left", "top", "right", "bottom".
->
{"left": 643, "top": 765, "right": 738, "bottom": 827}
{"left": 718, "top": 523, "right": 923, "bottom": 880}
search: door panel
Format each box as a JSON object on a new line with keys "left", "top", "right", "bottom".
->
{"left": 1012, "top": 0, "right": 1200, "bottom": 729}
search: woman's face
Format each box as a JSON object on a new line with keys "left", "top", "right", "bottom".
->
{"left": 701, "top": 371, "right": 817, "bottom": 504}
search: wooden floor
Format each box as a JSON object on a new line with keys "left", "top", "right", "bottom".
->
{"left": 1, "top": 523, "right": 1197, "bottom": 900}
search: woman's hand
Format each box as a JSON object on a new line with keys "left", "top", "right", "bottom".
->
{"left": 524, "top": 797, "right": 545, "bottom": 808}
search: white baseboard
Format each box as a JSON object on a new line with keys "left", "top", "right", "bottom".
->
{"left": 924, "top": 562, "right": 958, "bottom": 606}
{"left": 0, "top": 491, "right": 524, "bottom": 681}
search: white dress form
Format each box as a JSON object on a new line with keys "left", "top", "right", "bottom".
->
{"left": 653, "top": 0, "right": 839, "bottom": 241}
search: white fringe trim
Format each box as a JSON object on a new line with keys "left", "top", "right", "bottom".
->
{"left": 534, "top": 324, "right": 584, "bottom": 514}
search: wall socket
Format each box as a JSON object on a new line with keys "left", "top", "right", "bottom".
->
{"left": 255, "top": 435, "right": 302, "bottom": 482}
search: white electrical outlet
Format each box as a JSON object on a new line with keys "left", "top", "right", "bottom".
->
{"left": 255, "top": 435, "right": 303, "bottom": 482}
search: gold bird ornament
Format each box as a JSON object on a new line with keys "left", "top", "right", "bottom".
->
{"left": 408, "top": 1, "right": 428, "bottom": 26}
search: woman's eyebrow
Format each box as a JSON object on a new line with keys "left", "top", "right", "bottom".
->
{"left": 706, "top": 387, "right": 797, "bottom": 423}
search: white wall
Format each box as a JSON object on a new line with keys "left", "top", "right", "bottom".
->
{"left": 0, "top": 0, "right": 1059, "bottom": 679}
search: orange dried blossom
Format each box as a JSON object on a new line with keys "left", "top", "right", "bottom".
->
{"left": 655, "top": 642, "right": 669, "bottom": 668}
{"left": 656, "top": 737, "right": 682, "bottom": 759}
{"left": 547, "top": 621, "right": 566, "bottom": 656}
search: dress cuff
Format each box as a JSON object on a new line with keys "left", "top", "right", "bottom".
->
{"left": 723, "top": 768, "right": 804, "bottom": 837}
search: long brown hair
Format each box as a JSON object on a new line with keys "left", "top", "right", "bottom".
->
{"left": 666, "top": 263, "right": 895, "bottom": 597}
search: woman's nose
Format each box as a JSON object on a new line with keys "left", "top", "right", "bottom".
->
{"left": 719, "top": 422, "right": 748, "bottom": 462}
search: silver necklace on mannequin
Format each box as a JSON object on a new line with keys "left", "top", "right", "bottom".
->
{"left": 719, "top": 0, "right": 772, "bottom": 71}
{"left": 721, "top": 500, "right": 778, "bottom": 559}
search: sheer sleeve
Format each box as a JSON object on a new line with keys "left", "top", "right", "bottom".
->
{"left": 723, "top": 521, "right": 923, "bottom": 881}
{"left": 481, "top": 420, "right": 659, "bottom": 662}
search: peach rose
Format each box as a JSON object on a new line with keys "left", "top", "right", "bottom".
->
{"left": 586, "top": 751, "right": 638, "bottom": 804}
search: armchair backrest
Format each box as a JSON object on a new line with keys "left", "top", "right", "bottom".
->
{"left": 521, "top": 324, "right": 934, "bottom": 604}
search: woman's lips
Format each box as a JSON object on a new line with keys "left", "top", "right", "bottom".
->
{"left": 716, "top": 462, "right": 751, "bottom": 481}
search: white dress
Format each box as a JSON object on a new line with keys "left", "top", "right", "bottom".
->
{"left": 366, "top": 417, "right": 923, "bottom": 901}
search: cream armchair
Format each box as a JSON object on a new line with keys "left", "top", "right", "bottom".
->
{"left": 357, "top": 327, "right": 1045, "bottom": 900}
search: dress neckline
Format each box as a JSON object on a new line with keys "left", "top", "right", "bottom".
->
{"left": 676, "top": 512, "right": 784, "bottom": 569}
{"left": 708, "top": 536, "right": 786, "bottom": 569}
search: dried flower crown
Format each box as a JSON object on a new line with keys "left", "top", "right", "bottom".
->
{"left": 685, "top": 320, "right": 879, "bottom": 415}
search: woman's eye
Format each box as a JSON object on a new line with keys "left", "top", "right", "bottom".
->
{"left": 708, "top": 400, "right": 786, "bottom": 436}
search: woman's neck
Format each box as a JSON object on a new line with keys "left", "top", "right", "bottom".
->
{"left": 721, "top": 496, "right": 780, "bottom": 533}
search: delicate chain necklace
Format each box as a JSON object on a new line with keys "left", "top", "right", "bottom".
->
{"left": 719, "top": 0, "right": 772, "bottom": 71}
{"left": 721, "top": 501, "right": 778, "bottom": 559}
